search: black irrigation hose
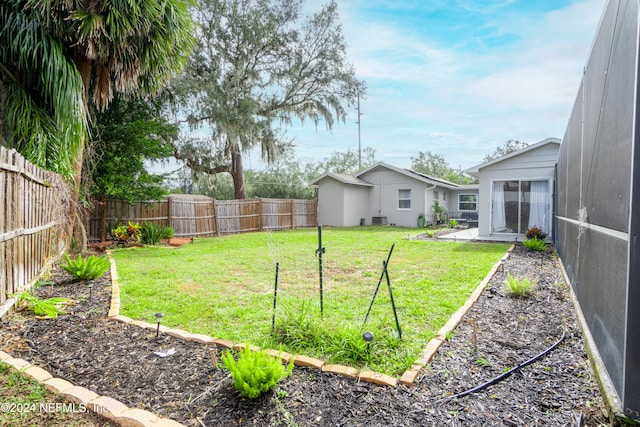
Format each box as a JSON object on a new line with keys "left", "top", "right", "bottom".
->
{"left": 430, "top": 331, "right": 566, "bottom": 405}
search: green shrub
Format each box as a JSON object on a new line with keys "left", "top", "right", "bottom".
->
{"left": 140, "top": 223, "right": 175, "bottom": 245}
{"left": 523, "top": 237, "right": 546, "bottom": 251}
{"left": 15, "top": 291, "right": 68, "bottom": 318}
{"left": 503, "top": 272, "right": 536, "bottom": 297}
{"left": 425, "top": 230, "right": 435, "bottom": 238}
{"left": 111, "top": 221, "right": 142, "bottom": 245}
{"left": 449, "top": 219, "right": 458, "bottom": 228}
{"left": 222, "top": 346, "right": 294, "bottom": 399}
{"left": 61, "top": 253, "right": 110, "bottom": 280}
{"left": 525, "top": 226, "right": 547, "bottom": 240}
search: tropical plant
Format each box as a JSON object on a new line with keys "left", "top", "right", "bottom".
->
{"left": 503, "top": 273, "right": 536, "bottom": 297}
{"left": 523, "top": 237, "right": 546, "bottom": 252}
{"left": 525, "top": 226, "right": 547, "bottom": 240}
{"left": 111, "top": 222, "right": 142, "bottom": 245}
{"left": 0, "top": 0, "right": 86, "bottom": 178}
{"left": 140, "top": 223, "right": 175, "bottom": 245}
{"left": 15, "top": 291, "right": 68, "bottom": 318}
{"left": 61, "top": 253, "right": 110, "bottom": 280}
{"left": 221, "top": 346, "right": 294, "bottom": 399}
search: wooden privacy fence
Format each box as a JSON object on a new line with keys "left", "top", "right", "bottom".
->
{"left": 89, "top": 195, "right": 317, "bottom": 242}
{"left": 0, "top": 147, "right": 70, "bottom": 311}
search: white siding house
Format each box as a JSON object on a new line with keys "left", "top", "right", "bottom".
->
{"left": 466, "top": 138, "right": 560, "bottom": 239}
{"left": 311, "top": 163, "right": 478, "bottom": 228}
{"left": 311, "top": 173, "right": 372, "bottom": 227}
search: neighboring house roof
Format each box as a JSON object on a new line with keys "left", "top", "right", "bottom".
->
{"left": 465, "top": 137, "right": 561, "bottom": 176}
{"left": 357, "top": 162, "right": 461, "bottom": 189}
{"left": 309, "top": 172, "right": 373, "bottom": 187}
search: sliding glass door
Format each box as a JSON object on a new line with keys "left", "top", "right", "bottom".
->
{"left": 491, "top": 180, "right": 550, "bottom": 234}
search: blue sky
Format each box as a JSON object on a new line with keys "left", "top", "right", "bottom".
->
{"left": 246, "top": 0, "right": 606, "bottom": 172}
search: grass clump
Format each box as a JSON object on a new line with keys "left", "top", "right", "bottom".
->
{"left": 140, "top": 223, "right": 174, "bottom": 245}
{"left": 222, "top": 346, "right": 293, "bottom": 399}
{"left": 523, "top": 237, "right": 546, "bottom": 251}
{"left": 61, "top": 253, "right": 110, "bottom": 280}
{"left": 503, "top": 272, "right": 536, "bottom": 297}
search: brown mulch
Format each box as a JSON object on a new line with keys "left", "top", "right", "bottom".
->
{"left": 0, "top": 244, "right": 608, "bottom": 426}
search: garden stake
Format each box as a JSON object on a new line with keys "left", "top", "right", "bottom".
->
{"left": 88, "top": 281, "right": 94, "bottom": 300}
{"left": 271, "top": 262, "right": 279, "bottom": 333}
{"left": 363, "top": 243, "right": 395, "bottom": 327}
{"left": 384, "top": 259, "right": 402, "bottom": 340}
{"left": 316, "top": 225, "right": 325, "bottom": 318}
{"left": 155, "top": 312, "right": 164, "bottom": 338}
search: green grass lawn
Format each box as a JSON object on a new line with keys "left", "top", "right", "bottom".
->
{"left": 112, "top": 227, "right": 510, "bottom": 376}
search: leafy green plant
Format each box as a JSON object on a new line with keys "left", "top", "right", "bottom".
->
{"left": 222, "top": 345, "right": 294, "bottom": 399}
{"left": 417, "top": 213, "right": 427, "bottom": 228}
{"left": 61, "top": 253, "right": 110, "bottom": 280}
{"left": 523, "top": 237, "right": 546, "bottom": 251}
{"left": 525, "top": 226, "right": 547, "bottom": 240}
{"left": 503, "top": 272, "right": 536, "bottom": 297}
{"left": 449, "top": 219, "right": 458, "bottom": 228}
{"left": 111, "top": 221, "right": 142, "bottom": 245}
{"left": 140, "top": 223, "right": 174, "bottom": 245}
{"left": 15, "top": 291, "right": 68, "bottom": 318}
{"left": 425, "top": 230, "right": 435, "bottom": 238}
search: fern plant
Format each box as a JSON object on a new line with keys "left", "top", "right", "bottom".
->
{"left": 61, "top": 253, "right": 110, "bottom": 280}
{"left": 503, "top": 272, "right": 536, "bottom": 297}
{"left": 140, "top": 223, "right": 175, "bottom": 245}
{"left": 523, "top": 237, "right": 546, "bottom": 251}
{"left": 15, "top": 291, "right": 68, "bottom": 318}
{"left": 222, "top": 346, "right": 294, "bottom": 399}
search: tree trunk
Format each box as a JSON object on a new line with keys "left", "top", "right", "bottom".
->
{"left": 230, "top": 142, "right": 246, "bottom": 199}
{"left": 67, "top": 56, "right": 93, "bottom": 251}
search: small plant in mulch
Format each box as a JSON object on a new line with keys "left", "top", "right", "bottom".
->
{"left": 525, "top": 226, "right": 547, "bottom": 240}
{"left": 449, "top": 219, "right": 458, "bottom": 228}
{"left": 139, "top": 223, "right": 174, "bottom": 245}
{"left": 61, "top": 253, "right": 110, "bottom": 281}
{"left": 221, "top": 346, "right": 294, "bottom": 399}
{"left": 14, "top": 291, "right": 68, "bottom": 318}
{"left": 523, "top": 237, "right": 546, "bottom": 251}
{"left": 503, "top": 272, "right": 536, "bottom": 298}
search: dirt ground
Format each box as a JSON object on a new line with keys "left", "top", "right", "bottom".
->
{"left": 0, "top": 243, "right": 609, "bottom": 426}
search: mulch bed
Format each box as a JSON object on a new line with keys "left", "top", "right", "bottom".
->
{"left": 0, "top": 244, "right": 608, "bottom": 426}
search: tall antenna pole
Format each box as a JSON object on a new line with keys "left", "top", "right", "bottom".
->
{"left": 357, "top": 92, "right": 362, "bottom": 171}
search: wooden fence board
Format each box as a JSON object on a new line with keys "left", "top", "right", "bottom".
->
{"left": 88, "top": 196, "right": 317, "bottom": 240}
{"left": 0, "top": 147, "right": 69, "bottom": 308}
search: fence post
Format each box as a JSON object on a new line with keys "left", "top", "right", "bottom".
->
{"left": 212, "top": 198, "right": 221, "bottom": 236}
{"left": 100, "top": 194, "right": 107, "bottom": 241}
{"left": 259, "top": 198, "right": 263, "bottom": 231}
{"left": 290, "top": 199, "right": 295, "bottom": 229}
{"left": 167, "top": 196, "right": 173, "bottom": 231}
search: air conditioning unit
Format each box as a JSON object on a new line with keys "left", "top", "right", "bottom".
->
{"left": 371, "top": 216, "right": 387, "bottom": 225}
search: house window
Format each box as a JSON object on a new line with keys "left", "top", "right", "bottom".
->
{"left": 434, "top": 191, "right": 439, "bottom": 201}
{"left": 398, "top": 189, "right": 411, "bottom": 209}
{"left": 459, "top": 194, "right": 477, "bottom": 211}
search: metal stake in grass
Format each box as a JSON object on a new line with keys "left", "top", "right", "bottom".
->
{"left": 271, "top": 262, "right": 279, "bottom": 333}
{"left": 315, "top": 225, "right": 326, "bottom": 318}
{"left": 155, "top": 312, "right": 164, "bottom": 338}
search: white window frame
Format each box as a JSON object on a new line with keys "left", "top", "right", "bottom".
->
{"left": 398, "top": 189, "right": 411, "bottom": 210}
{"left": 458, "top": 194, "right": 477, "bottom": 211}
